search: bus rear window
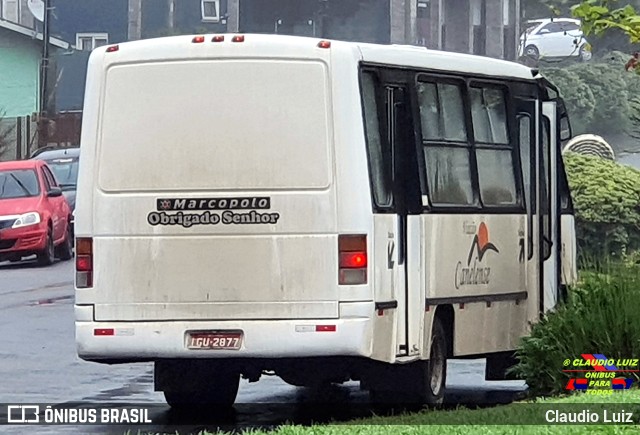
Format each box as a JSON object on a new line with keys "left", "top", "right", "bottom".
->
{"left": 97, "top": 60, "right": 331, "bottom": 192}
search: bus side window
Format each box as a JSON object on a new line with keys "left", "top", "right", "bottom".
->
{"left": 517, "top": 114, "right": 532, "bottom": 209}
{"left": 361, "top": 72, "right": 393, "bottom": 208}
{"left": 518, "top": 113, "right": 535, "bottom": 259}
{"left": 416, "top": 81, "right": 474, "bottom": 206}
{"left": 469, "top": 86, "right": 518, "bottom": 207}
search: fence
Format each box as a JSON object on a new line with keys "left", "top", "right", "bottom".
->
{"left": 0, "top": 112, "right": 82, "bottom": 161}
{"left": 0, "top": 115, "right": 37, "bottom": 161}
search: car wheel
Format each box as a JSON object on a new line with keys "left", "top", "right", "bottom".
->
{"left": 524, "top": 45, "right": 539, "bottom": 61}
{"left": 37, "top": 228, "right": 55, "bottom": 266}
{"left": 56, "top": 224, "right": 74, "bottom": 261}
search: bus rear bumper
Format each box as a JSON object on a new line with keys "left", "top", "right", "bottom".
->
{"left": 75, "top": 305, "right": 373, "bottom": 362}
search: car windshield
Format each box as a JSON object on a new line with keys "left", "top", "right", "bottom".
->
{"left": 46, "top": 158, "right": 79, "bottom": 189}
{"left": 0, "top": 169, "right": 40, "bottom": 199}
{"left": 525, "top": 21, "right": 543, "bottom": 34}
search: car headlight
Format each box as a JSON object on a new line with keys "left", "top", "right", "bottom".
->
{"left": 12, "top": 212, "right": 41, "bottom": 228}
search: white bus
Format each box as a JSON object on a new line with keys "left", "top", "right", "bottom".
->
{"left": 74, "top": 34, "right": 577, "bottom": 407}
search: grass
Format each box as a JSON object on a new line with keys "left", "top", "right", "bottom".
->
{"left": 182, "top": 390, "right": 640, "bottom": 435}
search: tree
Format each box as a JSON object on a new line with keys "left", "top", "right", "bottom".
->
{"left": 542, "top": 67, "right": 596, "bottom": 133}
{"left": 572, "top": 0, "right": 640, "bottom": 72}
{"left": 541, "top": 55, "right": 640, "bottom": 142}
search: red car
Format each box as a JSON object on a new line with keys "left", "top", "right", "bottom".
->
{"left": 0, "top": 159, "right": 74, "bottom": 265}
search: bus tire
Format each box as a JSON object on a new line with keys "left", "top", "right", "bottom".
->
{"left": 421, "top": 316, "right": 447, "bottom": 405}
{"left": 368, "top": 317, "right": 447, "bottom": 406}
{"left": 163, "top": 372, "right": 240, "bottom": 409}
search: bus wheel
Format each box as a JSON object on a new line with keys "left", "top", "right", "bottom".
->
{"left": 369, "top": 319, "right": 447, "bottom": 407}
{"left": 163, "top": 373, "right": 240, "bottom": 409}
{"left": 422, "top": 316, "right": 447, "bottom": 405}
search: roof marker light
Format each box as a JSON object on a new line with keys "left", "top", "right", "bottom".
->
{"left": 106, "top": 45, "right": 119, "bottom": 53}
{"left": 192, "top": 36, "right": 205, "bottom": 43}
{"left": 212, "top": 35, "right": 224, "bottom": 42}
{"left": 232, "top": 35, "right": 245, "bottom": 42}
{"left": 318, "top": 40, "right": 331, "bottom": 49}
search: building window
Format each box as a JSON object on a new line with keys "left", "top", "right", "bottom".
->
{"left": 76, "top": 33, "right": 109, "bottom": 51}
{"left": 1, "top": 0, "right": 20, "bottom": 23}
{"left": 201, "top": 0, "right": 220, "bottom": 22}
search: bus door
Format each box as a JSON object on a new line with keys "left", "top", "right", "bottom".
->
{"left": 361, "top": 70, "right": 421, "bottom": 358}
{"left": 515, "top": 97, "right": 543, "bottom": 322}
{"left": 541, "top": 101, "right": 561, "bottom": 312}
{"left": 387, "top": 84, "right": 422, "bottom": 357}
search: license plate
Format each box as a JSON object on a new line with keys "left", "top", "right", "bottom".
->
{"left": 186, "top": 331, "right": 243, "bottom": 350}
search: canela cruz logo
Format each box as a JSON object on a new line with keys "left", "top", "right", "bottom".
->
{"left": 455, "top": 222, "right": 499, "bottom": 289}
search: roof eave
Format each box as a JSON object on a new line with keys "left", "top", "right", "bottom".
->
{"left": 0, "top": 18, "right": 70, "bottom": 50}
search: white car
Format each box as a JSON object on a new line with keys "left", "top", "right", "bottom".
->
{"left": 519, "top": 18, "right": 592, "bottom": 62}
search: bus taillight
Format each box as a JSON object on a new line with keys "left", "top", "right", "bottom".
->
{"left": 76, "top": 237, "right": 93, "bottom": 288}
{"left": 338, "top": 234, "right": 367, "bottom": 285}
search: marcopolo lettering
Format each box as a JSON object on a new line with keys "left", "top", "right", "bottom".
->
{"left": 157, "top": 197, "right": 270, "bottom": 211}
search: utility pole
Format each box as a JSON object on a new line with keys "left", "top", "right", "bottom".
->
{"left": 128, "top": 0, "right": 142, "bottom": 40}
{"left": 167, "top": 0, "right": 175, "bottom": 31}
{"left": 39, "top": 0, "right": 51, "bottom": 116}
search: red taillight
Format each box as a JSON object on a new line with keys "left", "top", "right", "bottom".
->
{"left": 76, "top": 255, "right": 92, "bottom": 271}
{"left": 212, "top": 35, "right": 224, "bottom": 42}
{"left": 232, "top": 35, "right": 245, "bottom": 42}
{"left": 318, "top": 40, "right": 331, "bottom": 49}
{"left": 338, "top": 234, "right": 367, "bottom": 285}
{"left": 339, "top": 252, "right": 367, "bottom": 268}
{"left": 94, "top": 328, "right": 114, "bottom": 336}
{"left": 315, "top": 325, "right": 336, "bottom": 332}
{"left": 76, "top": 237, "right": 93, "bottom": 288}
{"left": 192, "top": 35, "right": 205, "bottom": 43}
{"left": 106, "top": 45, "right": 119, "bottom": 53}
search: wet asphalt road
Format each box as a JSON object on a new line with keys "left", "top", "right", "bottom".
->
{"left": 0, "top": 258, "right": 527, "bottom": 434}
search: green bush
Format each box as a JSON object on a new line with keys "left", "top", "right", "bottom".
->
{"left": 510, "top": 262, "right": 640, "bottom": 396}
{"left": 563, "top": 152, "right": 640, "bottom": 260}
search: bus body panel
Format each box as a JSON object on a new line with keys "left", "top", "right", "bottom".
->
{"left": 76, "top": 303, "right": 373, "bottom": 360}
{"left": 78, "top": 45, "right": 354, "bottom": 323}
{"left": 421, "top": 214, "right": 528, "bottom": 356}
